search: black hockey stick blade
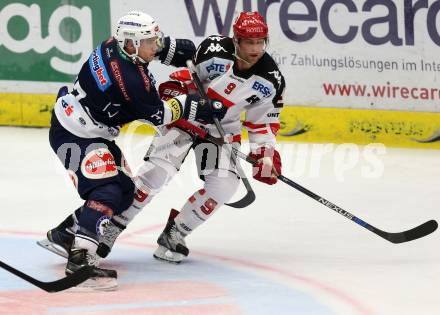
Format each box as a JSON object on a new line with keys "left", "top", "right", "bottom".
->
{"left": 225, "top": 153, "right": 256, "bottom": 208}
{"left": 0, "top": 260, "right": 93, "bottom": 293}
{"left": 377, "top": 219, "right": 438, "bottom": 244}
{"left": 277, "top": 174, "right": 438, "bottom": 243}
{"left": 226, "top": 189, "right": 256, "bottom": 208}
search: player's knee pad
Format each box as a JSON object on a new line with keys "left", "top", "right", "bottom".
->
{"left": 112, "top": 160, "right": 173, "bottom": 227}
{"left": 113, "top": 180, "right": 155, "bottom": 227}
{"left": 137, "top": 159, "right": 177, "bottom": 193}
{"left": 204, "top": 170, "right": 240, "bottom": 204}
{"left": 77, "top": 183, "right": 122, "bottom": 241}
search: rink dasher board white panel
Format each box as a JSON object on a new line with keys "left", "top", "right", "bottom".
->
{"left": 81, "top": 0, "right": 440, "bottom": 112}
{"left": 1, "top": 0, "right": 440, "bottom": 112}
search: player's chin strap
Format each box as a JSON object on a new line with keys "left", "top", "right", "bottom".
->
{"left": 232, "top": 52, "right": 251, "bottom": 65}
{"left": 232, "top": 43, "right": 252, "bottom": 66}
{"left": 185, "top": 60, "right": 256, "bottom": 209}
{"left": 118, "top": 43, "right": 148, "bottom": 65}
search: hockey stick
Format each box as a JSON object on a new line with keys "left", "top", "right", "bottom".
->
{"left": 186, "top": 60, "right": 255, "bottom": 208}
{"left": 0, "top": 260, "right": 93, "bottom": 292}
{"left": 271, "top": 175, "right": 438, "bottom": 243}
{"left": 173, "top": 119, "right": 438, "bottom": 243}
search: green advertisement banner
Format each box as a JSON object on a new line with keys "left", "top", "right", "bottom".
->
{"left": 0, "top": 0, "right": 110, "bottom": 82}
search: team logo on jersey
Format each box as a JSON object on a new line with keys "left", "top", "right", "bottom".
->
{"left": 137, "top": 65, "right": 151, "bottom": 92}
{"left": 206, "top": 61, "right": 229, "bottom": 80}
{"left": 89, "top": 45, "right": 112, "bottom": 92}
{"left": 61, "top": 99, "right": 74, "bottom": 117}
{"left": 102, "top": 102, "right": 120, "bottom": 119}
{"left": 208, "top": 73, "right": 221, "bottom": 80}
{"left": 110, "top": 60, "right": 130, "bottom": 101}
{"left": 206, "top": 62, "right": 226, "bottom": 73}
{"left": 267, "top": 112, "right": 280, "bottom": 118}
{"left": 150, "top": 109, "right": 163, "bottom": 124}
{"left": 81, "top": 148, "right": 118, "bottom": 179}
{"left": 246, "top": 95, "right": 260, "bottom": 104}
{"left": 252, "top": 81, "right": 272, "bottom": 97}
{"left": 204, "top": 43, "right": 227, "bottom": 54}
{"left": 78, "top": 117, "right": 86, "bottom": 126}
{"left": 268, "top": 70, "right": 282, "bottom": 88}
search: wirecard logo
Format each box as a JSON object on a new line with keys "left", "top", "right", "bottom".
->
{"left": 184, "top": 0, "right": 440, "bottom": 47}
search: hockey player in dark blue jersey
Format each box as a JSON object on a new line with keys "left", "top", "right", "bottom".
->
{"left": 38, "top": 11, "right": 227, "bottom": 291}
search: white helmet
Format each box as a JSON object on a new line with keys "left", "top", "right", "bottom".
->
{"left": 114, "top": 11, "right": 163, "bottom": 63}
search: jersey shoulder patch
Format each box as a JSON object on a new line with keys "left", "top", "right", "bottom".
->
{"left": 253, "top": 54, "right": 285, "bottom": 108}
{"left": 253, "top": 54, "right": 285, "bottom": 92}
{"left": 194, "top": 35, "right": 234, "bottom": 65}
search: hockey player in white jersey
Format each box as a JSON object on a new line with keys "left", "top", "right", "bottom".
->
{"left": 97, "top": 11, "right": 285, "bottom": 263}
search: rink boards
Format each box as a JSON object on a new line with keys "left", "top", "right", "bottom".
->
{"left": 0, "top": 92, "right": 439, "bottom": 149}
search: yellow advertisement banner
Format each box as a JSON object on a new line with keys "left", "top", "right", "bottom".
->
{"left": 1, "top": 93, "right": 439, "bottom": 149}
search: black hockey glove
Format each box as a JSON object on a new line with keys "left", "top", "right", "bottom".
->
{"left": 156, "top": 37, "right": 196, "bottom": 67}
{"left": 182, "top": 94, "right": 227, "bottom": 124}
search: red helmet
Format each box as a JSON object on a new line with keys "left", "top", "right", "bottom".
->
{"left": 233, "top": 12, "right": 268, "bottom": 39}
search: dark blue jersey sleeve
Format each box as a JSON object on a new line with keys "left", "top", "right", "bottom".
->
{"left": 74, "top": 38, "right": 169, "bottom": 127}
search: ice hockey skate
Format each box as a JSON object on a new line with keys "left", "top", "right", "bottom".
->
{"left": 153, "top": 209, "right": 189, "bottom": 264}
{"left": 66, "top": 248, "right": 117, "bottom": 291}
{"left": 37, "top": 215, "right": 75, "bottom": 259}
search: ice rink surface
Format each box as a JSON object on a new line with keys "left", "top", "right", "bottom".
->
{"left": 0, "top": 126, "right": 439, "bottom": 315}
